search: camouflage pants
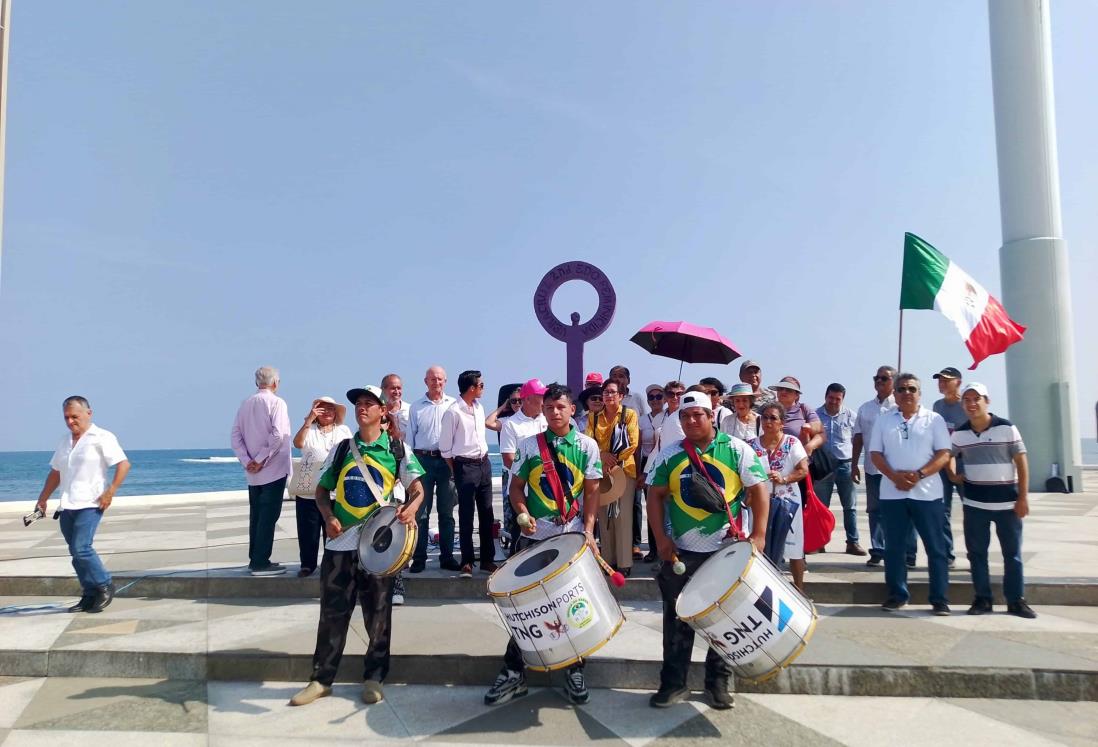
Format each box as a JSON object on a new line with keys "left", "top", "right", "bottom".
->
{"left": 310, "top": 549, "right": 394, "bottom": 686}
{"left": 656, "top": 549, "right": 732, "bottom": 690}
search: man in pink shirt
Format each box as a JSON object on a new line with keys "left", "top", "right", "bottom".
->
{"left": 231, "top": 366, "right": 293, "bottom": 575}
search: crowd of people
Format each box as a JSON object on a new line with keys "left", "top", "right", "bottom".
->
{"left": 32, "top": 358, "right": 1035, "bottom": 710}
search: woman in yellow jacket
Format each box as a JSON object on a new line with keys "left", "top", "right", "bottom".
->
{"left": 585, "top": 379, "right": 640, "bottom": 576}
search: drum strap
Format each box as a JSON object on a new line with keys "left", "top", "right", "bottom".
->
{"left": 536, "top": 432, "right": 579, "bottom": 522}
{"left": 681, "top": 439, "right": 741, "bottom": 538}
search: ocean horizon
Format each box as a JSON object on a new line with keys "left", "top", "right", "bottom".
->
{"left": 0, "top": 446, "right": 505, "bottom": 503}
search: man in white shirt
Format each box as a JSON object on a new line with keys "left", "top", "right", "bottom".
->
{"left": 498, "top": 379, "right": 549, "bottom": 543}
{"left": 231, "top": 366, "right": 293, "bottom": 576}
{"left": 869, "top": 373, "right": 953, "bottom": 614}
{"left": 852, "top": 365, "right": 916, "bottom": 568}
{"left": 381, "top": 373, "right": 411, "bottom": 439}
{"left": 35, "top": 396, "right": 130, "bottom": 613}
{"left": 407, "top": 366, "right": 459, "bottom": 573}
{"left": 440, "top": 369, "right": 495, "bottom": 578}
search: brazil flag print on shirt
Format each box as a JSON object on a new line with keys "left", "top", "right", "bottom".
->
{"left": 649, "top": 432, "right": 768, "bottom": 553}
{"left": 512, "top": 427, "right": 602, "bottom": 541}
{"left": 317, "top": 432, "right": 424, "bottom": 530}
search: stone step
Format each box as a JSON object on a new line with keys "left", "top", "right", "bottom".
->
{"left": 1, "top": 595, "right": 1094, "bottom": 702}
{"left": 2, "top": 571, "right": 1095, "bottom": 606}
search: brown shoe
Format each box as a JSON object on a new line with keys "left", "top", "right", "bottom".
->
{"left": 846, "top": 542, "right": 868, "bottom": 557}
{"left": 362, "top": 679, "right": 384, "bottom": 704}
{"left": 289, "top": 681, "right": 332, "bottom": 706}
{"left": 480, "top": 562, "right": 499, "bottom": 574}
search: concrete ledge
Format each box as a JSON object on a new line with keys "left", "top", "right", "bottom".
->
{"left": 2, "top": 574, "right": 1096, "bottom": 606}
{"left": 1, "top": 648, "right": 1093, "bottom": 701}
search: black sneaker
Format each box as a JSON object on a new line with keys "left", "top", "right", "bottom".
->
{"left": 880, "top": 598, "right": 907, "bottom": 612}
{"left": 906, "top": 558, "right": 917, "bottom": 568}
{"left": 439, "top": 558, "right": 462, "bottom": 572}
{"left": 251, "top": 563, "right": 287, "bottom": 576}
{"left": 409, "top": 559, "right": 426, "bottom": 574}
{"left": 931, "top": 602, "right": 951, "bottom": 616}
{"left": 967, "top": 598, "right": 993, "bottom": 615}
{"left": 649, "top": 686, "right": 689, "bottom": 708}
{"left": 564, "top": 666, "right": 589, "bottom": 705}
{"left": 88, "top": 583, "right": 115, "bottom": 613}
{"left": 1007, "top": 599, "right": 1037, "bottom": 619}
{"left": 68, "top": 593, "right": 95, "bottom": 613}
{"left": 866, "top": 556, "right": 883, "bottom": 567}
{"left": 704, "top": 681, "right": 734, "bottom": 710}
{"left": 484, "top": 668, "right": 527, "bottom": 705}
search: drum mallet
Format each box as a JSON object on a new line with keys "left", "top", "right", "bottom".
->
{"left": 516, "top": 512, "right": 533, "bottom": 529}
{"left": 671, "top": 554, "right": 686, "bottom": 576}
{"left": 592, "top": 552, "right": 626, "bottom": 588}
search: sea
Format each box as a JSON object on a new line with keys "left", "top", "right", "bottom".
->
{"left": 0, "top": 446, "right": 505, "bottom": 503}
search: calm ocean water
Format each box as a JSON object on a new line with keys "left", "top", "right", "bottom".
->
{"left": 0, "top": 446, "right": 505, "bottom": 503}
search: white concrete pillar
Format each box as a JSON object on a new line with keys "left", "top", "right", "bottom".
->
{"left": 988, "top": 0, "right": 1082, "bottom": 491}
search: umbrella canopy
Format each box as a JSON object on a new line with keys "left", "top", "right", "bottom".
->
{"left": 629, "top": 321, "right": 741, "bottom": 365}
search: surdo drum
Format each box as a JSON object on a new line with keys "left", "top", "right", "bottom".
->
{"left": 487, "top": 532, "right": 624, "bottom": 671}
{"left": 676, "top": 540, "right": 817, "bottom": 683}
{"left": 356, "top": 505, "right": 417, "bottom": 577}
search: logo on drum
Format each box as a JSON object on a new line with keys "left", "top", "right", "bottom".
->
{"left": 567, "top": 598, "right": 594, "bottom": 629}
{"left": 544, "top": 616, "right": 569, "bottom": 639}
{"left": 753, "top": 586, "right": 793, "bottom": 633}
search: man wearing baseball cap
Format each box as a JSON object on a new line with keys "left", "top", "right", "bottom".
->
{"left": 645, "top": 390, "right": 770, "bottom": 709}
{"left": 932, "top": 366, "right": 966, "bottom": 567}
{"left": 738, "top": 360, "right": 776, "bottom": 414}
{"left": 949, "top": 383, "right": 1035, "bottom": 618}
{"left": 291, "top": 385, "right": 426, "bottom": 707}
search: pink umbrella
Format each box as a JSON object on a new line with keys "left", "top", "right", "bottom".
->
{"left": 630, "top": 320, "right": 742, "bottom": 377}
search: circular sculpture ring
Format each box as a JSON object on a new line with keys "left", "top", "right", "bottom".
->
{"left": 532, "top": 261, "right": 617, "bottom": 342}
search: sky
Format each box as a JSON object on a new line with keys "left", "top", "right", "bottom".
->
{"left": 0, "top": 1, "right": 1095, "bottom": 451}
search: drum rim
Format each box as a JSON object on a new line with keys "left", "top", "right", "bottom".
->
{"left": 677, "top": 540, "right": 755, "bottom": 623}
{"left": 735, "top": 611, "right": 819, "bottom": 684}
{"left": 486, "top": 531, "right": 588, "bottom": 598}
{"left": 523, "top": 613, "right": 626, "bottom": 672}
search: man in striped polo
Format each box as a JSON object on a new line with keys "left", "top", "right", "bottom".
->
{"left": 949, "top": 383, "right": 1035, "bottom": 619}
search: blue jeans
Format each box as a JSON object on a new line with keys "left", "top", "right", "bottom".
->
{"left": 413, "top": 454, "right": 457, "bottom": 564}
{"left": 866, "top": 474, "right": 916, "bottom": 562}
{"left": 963, "top": 505, "right": 1024, "bottom": 603}
{"left": 881, "top": 499, "right": 950, "bottom": 605}
{"left": 814, "top": 461, "right": 859, "bottom": 543}
{"left": 59, "top": 507, "right": 111, "bottom": 590}
{"left": 940, "top": 474, "right": 959, "bottom": 562}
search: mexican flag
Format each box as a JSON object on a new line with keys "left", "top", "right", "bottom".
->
{"left": 900, "top": 233, "right": 1026, "bottom": 370}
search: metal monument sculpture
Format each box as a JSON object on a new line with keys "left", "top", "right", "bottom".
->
{"left": 533, "top": 261, "right": 616, "bottom": 394}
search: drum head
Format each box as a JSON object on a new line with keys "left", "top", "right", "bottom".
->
{"left": 357, "top": 505, "right": 408, "bottom": 574}
{"left": 676, "top": 541, "right": 754, "bottom": 619}
{"left": 488, "top": 532, "right": 586, "bottom": 595}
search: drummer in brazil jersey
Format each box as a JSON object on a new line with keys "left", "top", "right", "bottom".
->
{"left": 645, "top": 390, "right": 769, "bottom": 710}
{"left": 484, "top": 382, "right": 602, "bottom": 707}
{"left": 290, "top": 385, "right": 425, "bottom": 709}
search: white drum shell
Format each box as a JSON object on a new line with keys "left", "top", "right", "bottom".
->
{"left": 676, "top": 541, "right": 817, "bottom": 683}
{"left": 488, "top": 533, "right": 624, "bottom": 671}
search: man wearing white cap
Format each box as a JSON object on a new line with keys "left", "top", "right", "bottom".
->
{"left": 949, "top": 383, "right": 1035, "bottom": 619}
{"left": 498, "top": 379, "right": 549, "bottom": 541}
{"left": 645, "top": 390, "right": 769, "bottom": 709}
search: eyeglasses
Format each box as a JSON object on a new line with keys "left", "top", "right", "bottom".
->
{"left": 874, "top": 376, "right": 892, "bottom": 383}
{"left": 602, "top": 390, "right": 620, "bottom": 397}
{"left": 508, "top": 398, "right": 521, "bottom": 405}
{"left": 896, "top": 386, "right": 918, "bottom": 394}
{"left": 647, "top": 393, "right": 664, "bottom": 400}
{"left": 474, "top": 382, "right": 486, "bottom": 388}
{"left": 761, "top": 415, "right": 781, "bottom": 422}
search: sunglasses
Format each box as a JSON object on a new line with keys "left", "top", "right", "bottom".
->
{"left": 508, "top": 398, "right": 521, "bottom": 405}
{"left": 588, "top": 395, "right": 603, "bottom": 403}
{"left": 901, "top": 421, "right": 910, "bottom": 440}
{"left": 761, "top": 415, "right": 782, "bottom": 422}
{"left": 647, "top": 393, "right": 664, "bottom": 400}
{"left": 665, "top": 390, "right": 684, "bottom": 397}
{"left": 896, "top": 386, "right": 918, "bottom": 394}
{"left": 874, "top": 376, "right": 892, "bottom": 383}
{"left": 703, "top": 389, "right": 719, "bottom": 396}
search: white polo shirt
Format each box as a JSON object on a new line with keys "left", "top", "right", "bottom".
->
{"left": 49, "top": 424, "right": 128, "bottom": 510}
{"left": 499, "top": 410, "right": 547, "bottom": 457}
{"left": 854, "top": 394, "right": 895, "bottom": 476}
{"left": 868, "top": 406, "right": 952, "bottom": 501}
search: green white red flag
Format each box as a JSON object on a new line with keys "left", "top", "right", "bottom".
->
{"left": 899, "top": 233, "right": 1026, "bottom": 370}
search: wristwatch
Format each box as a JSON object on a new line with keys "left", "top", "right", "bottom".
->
{"left": 915, "top": 469, "right": 925, "bottom": 480}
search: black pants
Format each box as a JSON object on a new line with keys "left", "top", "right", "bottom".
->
{"left": 413, "top": 454, "right": 458, "bottom": 564}
{"left": 247, "top": 476, "right": 286, "bottom": 569}
{"left": 501, "top": 536, "right": 585, "bottom": 674}
{"left": 657, "top": 549, "right": 732, "bottom": 690}
{"left": 455, "top": 457, "right": 495, "bottom": 568}
{"left": 310, "top": 549, "right": 394, "bottom": 686}
{"left": 295, "top": 497, "right": 324, "bottom": 572}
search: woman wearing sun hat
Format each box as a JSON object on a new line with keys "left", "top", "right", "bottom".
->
{"left": 720, "top": 383, "right": 760, "bottom": 442}
{"left": 291, "top": 397, "right": 353, "bottom": 577}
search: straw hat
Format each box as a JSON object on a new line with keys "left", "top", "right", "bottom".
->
{"left": 313, "top": 395, "right": 347, "bottom": 424}
{"left": 599, "top": 465, "right": 628, "bottom": 506}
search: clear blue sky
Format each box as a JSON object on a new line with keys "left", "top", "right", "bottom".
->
{"left": 1, "top": 1, "right": 1095, "bottom": 451}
